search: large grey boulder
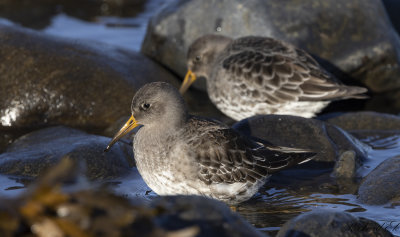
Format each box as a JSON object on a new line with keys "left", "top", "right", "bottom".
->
{"left": 0, "top": 24, "right": 227, "bottom": 151}
{"left": 142, "top": 0, "right": 400, "bottom": 93}
{"left": 0, "top": 24, "right": 176, "bottom": 135}
{"left": 0, "top": 24, "right": 175, "bottom": 132}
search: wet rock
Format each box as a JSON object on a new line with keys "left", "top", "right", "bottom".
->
{"left": 0, "top": 0, "right": 147, "bottom": 29}
{"left": 358, "top": 155, "right": 400, "bottom": 205}
{"left": 141, "top": 0, "right": 400, "bottom": 95}
{"left": 0, "top": 126, "right": 133, "bottom": 179}
{"left": 0, "top": 131, "right": 22, "bottom": 154}
{"left": 325, "top": 111, "right": 400, "bottom": 131}
{"left": 332, "top": 151, "right": 357, "bottom": 179}
{"left": 0, "top": 24, "right": 175, "bottom": 131}
{"left": 276, "top": 210, "right": 393, "bottom": 237}
{"left": 153, "top": 196, "right": 267, "bottom": 237}
{"left": 0, "top": 24, "right": 227, "bottom": 151}
{"left": 233, "top": 115, "right": 368, "bottom": 164}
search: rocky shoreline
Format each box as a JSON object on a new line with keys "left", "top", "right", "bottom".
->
{"left": 1, "top": 0, "right": 400, "bottom": 236}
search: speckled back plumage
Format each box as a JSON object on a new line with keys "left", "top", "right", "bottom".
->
{"left": 108, "top": 82, "right": 317, "bottom": 205}
{"left": 189, "top": 35, "right": 367, "bottom": 120}
{"left": 134, "top": 114, "right": 314, "bottom": 204}
{"left": 183, "top": 117, "right": 313, "bottom": 184}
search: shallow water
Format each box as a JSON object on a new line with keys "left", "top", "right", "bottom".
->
{"left": 1, "top": 1, "right": 400, "bottom": 236}
{"left": 0, "top": 133, "right": 398, "bottom": 235}
{"left": 109, "top": 133, "right": 400, "bottom": 236}
{"left": 236, "top": 133, "right": 400, "bottom": 236}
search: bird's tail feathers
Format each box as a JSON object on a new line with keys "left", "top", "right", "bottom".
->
{"left": 338, "top": 85, "right": 368, "bottom": 99}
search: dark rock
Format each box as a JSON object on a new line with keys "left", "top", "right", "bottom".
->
{"left": 0, "top": 130, "right": 23, "bottom": 153}
{"left": 382, "top": 0, "right": 400, "bottom": 35}
{"left": 326, "top": 111, "right": 400, "bottom": 131}
{"left": 0, "top": 24, "right": 228, "bottom": 151}
{"left": 0, "top": 24, "right": 175, "bottom": 131}
{"left": 233, "top": 115, "right": 368, "bottom": 164}
{"left": 332, "top": 150, "right": 357, "bottom": 179}
{"left": 358, "top": 156, "right": 400, "bottom": 205}
{"left": 152, "top": 196, "right": 267, "bottom": 237}
{"left": 0, "top": 126, "right": 133, "bottom": 179}
{"left": 142, "top": 0, "right": 400, "bottom": 96}
{"left": 276, "top": 210, "right": 393, "bottom": 237}
{"left": 0, "top": 0, "right": 146, "bottom": 29}
{"left": 363, "top": 91, "right": 400, "bottom": 115}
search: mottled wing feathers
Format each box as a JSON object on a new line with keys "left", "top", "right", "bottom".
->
{"left": 193, "top": 128, "right": 264, "bottom": 185}
{"left": 221, "top": 36, "right": 367, "bottom": 104}
{"left": 185, "top": 119, "right": 315, "bottom": 185}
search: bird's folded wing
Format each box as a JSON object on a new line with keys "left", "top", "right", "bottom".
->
{"left": 221, "top": 39, "right": 366, "bottom": 103}
{"left": 191, "top": 128, "right": 315, "bottom": 185}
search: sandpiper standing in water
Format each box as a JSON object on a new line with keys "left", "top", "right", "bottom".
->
{"left": 180, "top": 35, "right": 368, "bottom": 121}
{"left": 106, "top": 82, "right": 315, "bottom": 204}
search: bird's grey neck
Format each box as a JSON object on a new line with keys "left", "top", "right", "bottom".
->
{"left": 214, "top": 36, "right": 233, "bottom": 51}
{"left": 134, "top": 119, "right": 186, "bottom": 154}
{"left": 139, "top": 115, "right": 187, "bottom": 138}
{"left": 205, "top": 37, "right": 233, "bottom": 78}
{"left": 211, "top": 36, "right": 232, "bottom": 57}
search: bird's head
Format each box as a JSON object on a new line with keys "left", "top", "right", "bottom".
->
{"left": 179, "top": 34, "right": 232, "bottom": 94}
{"left": 105, "top": 82, "right": 187, "bottom": 151}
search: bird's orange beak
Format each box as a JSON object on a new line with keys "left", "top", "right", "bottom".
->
{"left": 179, "top": 70, "right": 197, "bottom": 94}
{"left": 104, "top": 114, "right": 139, "bottom": 152}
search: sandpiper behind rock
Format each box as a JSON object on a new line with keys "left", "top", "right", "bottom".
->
{"left": 180, "top": 35, "right": 368, "bottom": 121}
{"left": 106, "top": 82, "right": 315, "bottom": 204}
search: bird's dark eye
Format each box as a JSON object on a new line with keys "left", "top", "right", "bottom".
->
{"left": 141, "top": 103, "right": 151, "bottom": 110}
{"left": 195, "top": 55, "right": 201, "bottom": 62}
